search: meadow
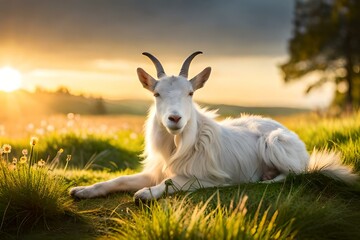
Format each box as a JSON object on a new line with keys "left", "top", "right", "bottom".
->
{"left": 0, "top": 112, "right": 359, "bottom": 239}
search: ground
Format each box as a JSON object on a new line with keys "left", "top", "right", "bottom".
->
{"left": 0, "top": 113, "right": 359, "bottom": 239}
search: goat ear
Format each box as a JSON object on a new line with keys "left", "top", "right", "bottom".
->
{"left": 137, "top": 68, "right": 158, "bottom": 92}
{"left": 190, "top": 67, "right": 211, "bottom": 91}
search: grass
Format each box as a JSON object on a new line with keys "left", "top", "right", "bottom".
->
{"left": 0, "top": 158, "right": 78, "bottom": 236}
{"left": 0, "top": 112, "right": 359, "bottom": 239}
{"left": 283, "top": 112, "right": 360, "bottom": 171}
{"left": 112, "top": 195, "right": 296, "bottom": 240}
{"left": 0, "top": 115, "right": 144, "bottom": 171}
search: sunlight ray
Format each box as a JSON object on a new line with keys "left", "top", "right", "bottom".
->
{"left": 0, "top": 66, "right": 22, "bottom": 92}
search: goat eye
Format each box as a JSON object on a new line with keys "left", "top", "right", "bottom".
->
{"left": 154, "top": 92, "right": 160, "bottom": 97}
{"left": 189, "top": 91, "right": 194, "bottom": 96}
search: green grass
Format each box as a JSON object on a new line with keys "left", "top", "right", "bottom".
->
{"left": 0, "top": 112, "right": 359, "bottom": 239}
{"left": 112, "top": 196, "right": 296, "bottom": 240}
{"left": 0, "top": 129, "right": 143, "bottom": 171}
{"left": 0, "top": 161, "right": 79, "bottom": 235}
{"left": 285, "top": 113, "right": 360, "bottom": 171}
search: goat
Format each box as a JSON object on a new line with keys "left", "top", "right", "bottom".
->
{"left": 70, "top": 51, "right": 358, "bottom": 201}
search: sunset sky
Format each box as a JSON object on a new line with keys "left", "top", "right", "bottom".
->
{"left": 0, "top": 0, "right": 334, "bottom": 108}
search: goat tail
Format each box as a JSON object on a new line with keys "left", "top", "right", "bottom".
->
{"left": 307, "top": 149, "right": 358, "bottom": 184}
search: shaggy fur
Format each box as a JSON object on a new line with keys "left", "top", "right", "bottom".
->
{"left": 70, "top": 52, "right": 357, "bottom": 201}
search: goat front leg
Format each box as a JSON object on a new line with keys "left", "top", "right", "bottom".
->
{"left": 70, "top": 172, "right": 155, "bottom": 199}
{"left": 134, "top": 175, "right": 216, "bottom": 201}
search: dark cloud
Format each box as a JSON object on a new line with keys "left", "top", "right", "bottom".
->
{"left": 0, "top": 0, "right": 293, "bottom": 66}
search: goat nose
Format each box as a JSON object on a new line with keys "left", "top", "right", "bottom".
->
{"left": 168, "top": 115, "right": 182, "bottom": 124}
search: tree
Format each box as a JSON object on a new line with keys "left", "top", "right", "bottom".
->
{"left": 56, "top": 86, "right": 71, "bottom": 95}
{"left": 280, "top": 0, "right": 360, "bottom": 111}
{"left": 93, "top": 97, "right": 107, "bottom": 115}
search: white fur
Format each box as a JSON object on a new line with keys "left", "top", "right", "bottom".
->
{"left": 70, "top": 54, "right": 358, "bottom": 201}
{"left": 307, "top": 149, "right": 358, "bottom": 183}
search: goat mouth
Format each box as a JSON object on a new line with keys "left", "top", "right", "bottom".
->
{"left": 167, "top": 126, "right": 183, "bottom": 135}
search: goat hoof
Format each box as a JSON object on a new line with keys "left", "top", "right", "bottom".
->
{"left": 134, "top": 197, "right": 143, "bottom": 206}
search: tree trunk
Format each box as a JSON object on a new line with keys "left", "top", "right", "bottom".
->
{"left": 344, "top": 17, "right": 354, "bottom": 113}
{"left": 344, "top": 54, "right": 353, "bottom": 112}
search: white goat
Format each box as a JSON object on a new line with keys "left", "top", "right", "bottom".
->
{"left": 70, "top": 52, "right": 357, "bottom": 201}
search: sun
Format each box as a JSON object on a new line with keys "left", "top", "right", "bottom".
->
{"left": 0, "top": 66, "right": 22, "bottom": 92}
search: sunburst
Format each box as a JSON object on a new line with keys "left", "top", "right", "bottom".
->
{"left": 0, "top": 66, "right": 22, "bottom": 92}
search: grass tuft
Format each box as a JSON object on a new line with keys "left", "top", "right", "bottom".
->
{"left": 0, "top": 161, "right": 77, "bottom": 234}
{"left": 112, "top": 195, "right": 296, "bottom": 240}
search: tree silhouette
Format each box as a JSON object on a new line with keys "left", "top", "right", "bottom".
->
{"left": 280, "top": 0, "right": 360, "bottom": 111}
{"left": 94, "top": 97, "right": 107, "bottom": 115}
{"left": 56, "top": 86, "right": 71, "bottom": 95}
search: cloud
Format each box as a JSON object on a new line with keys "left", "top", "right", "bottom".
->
{"left": 1, "top": 1, "right": 333, "bottom": 108}
{"left": 0, "top": 0, "right": 294, "bottom": 67}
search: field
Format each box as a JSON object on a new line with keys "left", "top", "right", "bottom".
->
{"left": 0, "top": 112, "right": 359, "bottom": 239}
{"left": 0, "top": 90, "right": 310, "bottom": 118}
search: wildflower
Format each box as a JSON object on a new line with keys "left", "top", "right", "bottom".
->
{"left": 35, "top": 128, "right": 45, "bottom": 135}
{"left": 47, "top": 125, "right": 55, "bottom": 132}
{"left": 48, "top": 148, "right": 64, "bottom": 171}
{"left": 29, "top": 137, "right": 39, "bottom": 169}
{"left": 64, "top": 154, "right": 72, "bottom": 171}
{"left": 30, "top": 137, "right": 39, "bottom": 146}
{"left": 67, "top": 112, "right": 75, "bottom": 120}
{"left": 22, "top": 149, "right": 28, "bottom": 156}
{"left": 37, "top": 159, "right": 46, "bottom": 167}
{"left": 8, "top": 163, "right": 16, "bottom": 171}
{"left": 2, "top": 144, "right": 11, "bottom": 153}
{"left": 130, "top": 132, "right": 138, "bottom": 139}
{"left": 12, "top": 157, "right": 17, "bottom": 164}
{"left": 67, "top": 120, "right": 74, "bottom": 128}
{"left": 19, "top": 156, "right": 27, "bottom": 164}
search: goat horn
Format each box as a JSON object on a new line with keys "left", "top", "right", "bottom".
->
{"left": 142, "top": 52, "right": 166, "bottom": 79}
{"left": 179, "top": 51, "right": 203, "bottom": 78}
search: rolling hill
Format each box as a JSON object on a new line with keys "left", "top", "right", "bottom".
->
{"left": 0, "top": 90, "right": 309, "bottom": 120}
